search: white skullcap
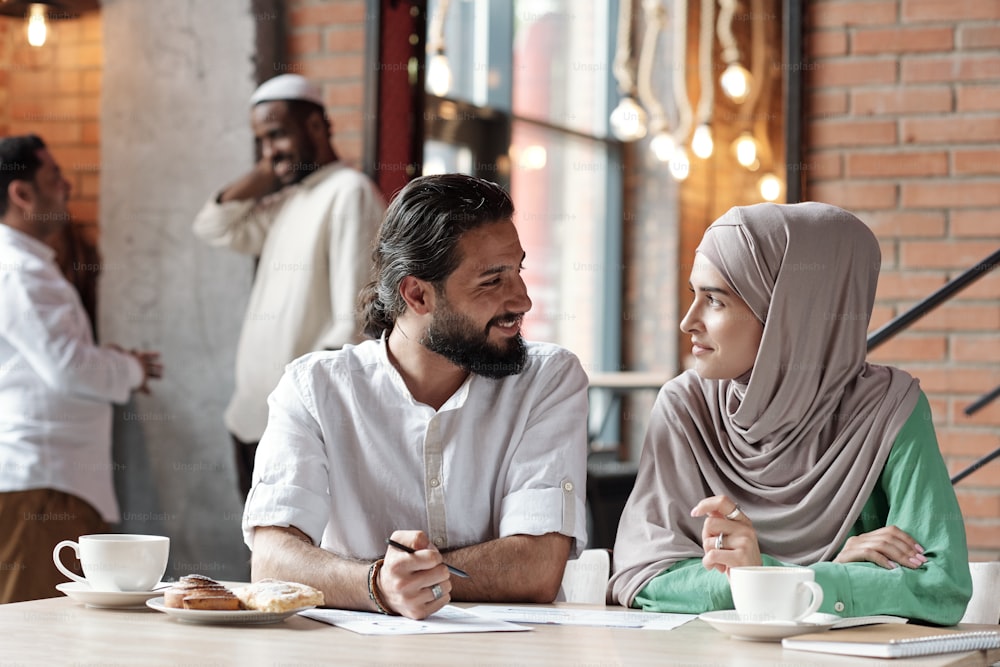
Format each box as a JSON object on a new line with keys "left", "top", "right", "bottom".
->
{"left": 249, "top": 74, "right": 324, "bottom": 108}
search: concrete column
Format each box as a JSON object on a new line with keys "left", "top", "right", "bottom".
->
{"left": 100, "top": 0, "right": 258, "bottom": 580}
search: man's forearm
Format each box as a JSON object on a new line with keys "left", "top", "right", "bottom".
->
{"left": 250, "top": 525, "right": 378, "bottom": 612}
{"left": 445, "top": 533, "right": 572, "bottom": 603}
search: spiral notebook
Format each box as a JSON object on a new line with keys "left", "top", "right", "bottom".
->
{"left": 782, "top": 623, "right": 1000, "bottom": 659}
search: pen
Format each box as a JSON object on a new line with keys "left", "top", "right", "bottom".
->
{"left": 385, "top": 538, "right": 471, "bottom": 579}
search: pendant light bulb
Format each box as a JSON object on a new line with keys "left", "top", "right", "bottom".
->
{"left": 720, "top": 63, "right": 752, "bottom": 104}
{"left": 650, "top": 131, "right": 676, "bottom": 163}
{"left": 669, "top": 146, "right": 690, "bottom": 182}
{"left": 759, "top": 173, "right": 782, "bottom": 201}
{"left": 27, "top": 3, "right": 48, "bottom": 47}
{"left": 734, "top": 132, "right": 758, "bottom": 168}
{"left": 691, "top": 124, "right": 714, "bottom": 159}
{"left": 427, "top": 51, "right": 452, "bottom": 97}
{"left": 609, "top": 96, "right": 648, "bottom": 142}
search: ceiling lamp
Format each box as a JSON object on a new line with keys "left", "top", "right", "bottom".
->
{"left": 717, "top": 0, "right": 753, "bottom": 104}
{"left": 668, "top": 146, "right": 690, "bottom": 181}
{"left": 26, "top": 2, "right": 47, "bottom": 46}
{"left": 0, "top": 1, "right": 99, "bottom": 48}
{"left": 610, "top": 0, "right": 649, "bottom": 141}
{"left": 690, "top": 0, "right": 715, "bottom": 159}
{"left": 610, "top": 96, "right": 648, "bottom": 142}
{"left": 720, "top": 63, "right": 752, "bottom": 103}
{"left": 605, "top": 0, "right": 775, "bottom": 184}
{"left": 650, "top": 131, "right": 676, "bottom": 162}
{"left": 691, "top": 124, "right": 714, "bottom": 160}
{"left": 758, "top": 173, "right": 782, "bottom": 201}
{"left": 426, "top": 0, "right": 452, "bottom": 97}
{"left": 734, "top": 132, "right": 759, "bottom": 169}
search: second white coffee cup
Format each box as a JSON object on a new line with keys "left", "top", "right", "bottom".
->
{"left": 52, "top": 534, "right": 169, "bottom": 592}
{"left": 729, "top": 566, "right": 823, "bottom": 623}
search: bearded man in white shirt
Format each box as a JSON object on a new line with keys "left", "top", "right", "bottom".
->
{"left": 244, "top": 173, "right": 588, "bottom": 620}
{"left": 0, "top": 134, "right": 162, "bottom": 603}
{"left": 193, "top": 75, "right": 385, "bottom": 499}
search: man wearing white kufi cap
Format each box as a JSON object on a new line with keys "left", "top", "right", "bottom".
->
{"left": 193, "top": 74, "right": 385, "bottom": 498}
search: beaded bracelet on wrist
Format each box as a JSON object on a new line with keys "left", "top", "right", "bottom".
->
{"left": 367, "top": 558, "right": 391, "bottom": 614}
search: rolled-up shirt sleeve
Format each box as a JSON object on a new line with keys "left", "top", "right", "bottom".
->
{"left": 497, "top": 353, "right": 589, "bottom": 556}
{"left": 242, "top": 364, "right": 331, "bottom": 547}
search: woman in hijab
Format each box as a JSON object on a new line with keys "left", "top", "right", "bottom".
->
{"left": 609, "top": 202, "right": 971, "bottom": 625}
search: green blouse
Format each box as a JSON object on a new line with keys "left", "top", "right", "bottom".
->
{"left": 632, "top": 393, "right": 972, "bottom": 625}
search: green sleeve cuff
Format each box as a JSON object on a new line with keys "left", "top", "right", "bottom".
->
{"left": 810, "top": 561, "right": 853, "bottom": 616}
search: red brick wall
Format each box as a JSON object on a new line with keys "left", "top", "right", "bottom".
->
{"left": 0, "top": 12, "right": 102, "bottom": 322}
{"left": 283, "top": 0, "right": 369, "bottom": 168}
{"left": 804, "top": 1, "right": 1000, "bottom": 559}
{"left": 0, "top": 12, "right": 102, "bottom": 232}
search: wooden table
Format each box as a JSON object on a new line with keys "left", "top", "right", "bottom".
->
{"left": 4, "top": 595, "right": 998, "bottom": 666}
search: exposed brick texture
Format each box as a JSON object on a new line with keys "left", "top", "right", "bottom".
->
{"left": 283, "top": 0, "right": 369, "bottom": 169}
{"left": 0, "top": 12, "right": 102, "bottom": 284}
{"left": 806, "top": 2, "right": 1000, "bottom": 557}
{"left": 852, "top": 26, "right": 954, "bottom": 54}
{"left": 852, "top": 86, "right": 953, "bottom": 116}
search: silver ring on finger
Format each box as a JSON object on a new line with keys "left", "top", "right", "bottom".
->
{"left": 725, "top": 504, "right": 743, "bottom": 520}
{"left": 715, "top": 533, "right": 725, "bottom": 550}
{"left": 430, "top": 583, "right": 444, "bottom": 601}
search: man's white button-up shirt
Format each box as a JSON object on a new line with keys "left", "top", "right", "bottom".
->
{"left": 243, "top": 337, "right": 589, "bottom": 560}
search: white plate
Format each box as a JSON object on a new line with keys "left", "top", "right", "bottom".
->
{"left": 698, "top": 610, "right": 842, "bottom": 642}
{"left": 56, "top": 581, "right": 169, "bottom": 609}
{"left": 145, "top": 597, "right": 314, "bottom": 625}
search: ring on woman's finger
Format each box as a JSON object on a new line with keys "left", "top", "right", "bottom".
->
{"left": 725, "top": 504, "right": 743, "bottom": 520}
{"left": 430, "top": 583, "right": 444, "bottom": 601}
{"left": 715, "top": 533, "right": 725, "bottom": 550}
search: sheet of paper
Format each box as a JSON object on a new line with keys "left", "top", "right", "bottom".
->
{"left": 300, "top": 605, "right": 532, "bottom": 635}
{"left": 464, "top": 605, "right": 696, "bottom": 630}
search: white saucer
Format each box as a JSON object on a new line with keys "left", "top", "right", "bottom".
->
{"left": 145, "top": 597, "right": 314, "bottom": 625}
{"left": 56, "top": 581, "right": 169, "bottom": 609}
{"left": 699, "top": 610, "right": 842, "bottom": 642}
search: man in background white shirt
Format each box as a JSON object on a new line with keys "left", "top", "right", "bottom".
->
{"left": 193, "top": 75, "right": 384, "bottom": 498}
{"left": 244, "top": 174, "right": 588, "bottom": 620}
{"left": 0, "top": 134, "right": 162, "bottom": 603}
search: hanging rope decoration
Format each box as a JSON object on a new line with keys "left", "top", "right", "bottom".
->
{"left": 666, "top": 0, "right": 692, "bottom": 179}
{"left": 637, "top": 0, "right": 670, "bottom": 147}
{"left": 606, "top": 0, "right": 779, "bottom": 194}
{"left": 691, "top": 0, "right": 716, "bottom": 159}
{"left": 717, "top": 0, "right": 752, "bottom": 103}
{"left": 426, "top": 0, "right": 453, "bottom": 96}
{"left": 610, "top": 0, "right": 649, "bottom": 141}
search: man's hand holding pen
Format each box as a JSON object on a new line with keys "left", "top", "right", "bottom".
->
{"left": 376, "top": 530, "right": 453, "bottom": 620}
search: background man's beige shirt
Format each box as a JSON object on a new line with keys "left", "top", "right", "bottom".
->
{"left": 193, "top": 162, "right": 384, "bottom": 441}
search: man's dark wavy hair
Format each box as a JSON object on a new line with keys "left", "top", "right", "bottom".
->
{"left": 359, "top": 173, "right": 514, "bottom": 338}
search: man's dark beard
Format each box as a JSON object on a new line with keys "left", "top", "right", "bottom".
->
{"left": 421, "top": 306, "right": 527, "bottom": 379}
{"left": 281, "top": 160, "right": 321, "bottom": 184}
{"left": 275, "top": 142, "right": 319, "bottom": 185}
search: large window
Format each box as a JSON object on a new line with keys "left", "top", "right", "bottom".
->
{"left": 425, "top": 0, "right": 622, "bottom": 374}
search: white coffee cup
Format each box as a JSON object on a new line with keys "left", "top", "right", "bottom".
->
{"left": 52, "top": 534, "right": 169, "bottom": 592}
{"left": 729, "top": 566, "right": 823, "bottom": 623}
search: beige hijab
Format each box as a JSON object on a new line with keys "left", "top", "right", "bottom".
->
{"left": 609, "top": 202, "right": 920, "bottom": 606}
